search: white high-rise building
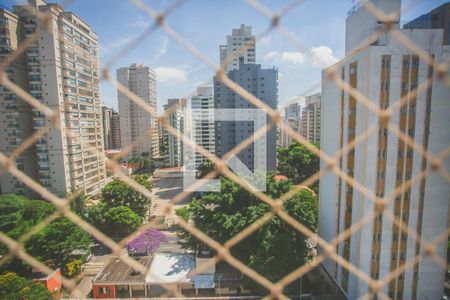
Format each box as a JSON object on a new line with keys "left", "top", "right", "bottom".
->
{"left": 279, "top": 101, "right": 302, "bottom": 148}
{"left": 185, "top": 87, "right": 215, "bottom": 169}
{"left": 219, "top": 24, "right": 256, "bottom": 72}
{"left": 301, "top": 93, "right": 321, "bottom": 144}
{"left": 319, "top": 1, "right": 450, "bottom": 299}
{"left": 0, "top": 0, "right": 106, "bottom": 196}
{"left": 117, "top": 64, "right": 158, "bottom": 159}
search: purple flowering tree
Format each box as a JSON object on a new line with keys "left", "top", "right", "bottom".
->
{"left": 125, "top": 229, "right": 166, "bottom": 255}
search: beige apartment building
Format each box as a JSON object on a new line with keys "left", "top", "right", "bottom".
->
{"left": 117, "top": 64, "right": 158, "bottom": 159}
{"left": 0, "top": 0, "right": 106, "bottom": 196}
{"left": 319, "top": 1, "right": 450, "bottom": 299}
{"left": 102, "top": 106, "right": 113, "bottom": 150}
{"left": 301, "top": 92, "right": 321, "bottom": 144}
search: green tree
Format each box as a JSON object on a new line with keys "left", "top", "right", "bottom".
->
{"left": 182, "top": 175, "right": 318, "bottom": 290}
{"left": 27, "top": 217, "right": 90, "bottom": 267}
{"left": 0, "top": 195, "right": 55, "bottom": 274}
{"left": 128, "top": 154, "right": 156, "bottom": 174}
{"left": 0, "top": 272, "right": 53, "bottom": 299}
{"left": 84, "top": 202, "right": 107, "bottom": 231}
{"left": 0, "top": 195, "right": 55, "bottom": 239}
{"left": 102, "top": 174, "right": 152, "bottom": 218}
{"left": 197, "top": 160, "right": 214, "bottom": 178}
{"left": 277, "top": 142, "right": 320, "bottom": 185}
{"left": 69, "top": 192, "right": 86, "bottom": 215}
{"left": 175, "top": 206, "right": 190, "bottom": 221}
{"left": 64, "top": 260, "right": 81, "bottom": 278}
{"left": 104, "top": 206, "right": 141, "bottom": 237}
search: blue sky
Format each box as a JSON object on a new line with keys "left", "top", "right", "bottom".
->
{"left": 4, "top": 0, "right": 446, "bottom": 112}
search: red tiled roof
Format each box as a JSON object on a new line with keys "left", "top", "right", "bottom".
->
{"left": 274, "top": 175, "right": 288, "bottom": 181}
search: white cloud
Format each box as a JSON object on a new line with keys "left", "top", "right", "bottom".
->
{"left": 263, "top": 51, "right": 279, "bottom": 61}
{"left": 154, "top": 67, "right": 187, "bottom": 83}
{"left": 152, "top": 37, "right": 168, "bottom": 62}
{"left": 129, "top": 16, "right": 149, "bottom": 31}
{"left": 309, "top": 46, "right": 339, "bottom": 68}
{"left": 258, "top": 35, "right": 272, "bottom": 46}
{"left": 109, "top": 36, "right": 135, "bottom": 48}
{"left": 263, "top": 51, "right": 305, "bottom": 65}
{"left": 263, "top": 47, "right": 339, "bottom": 69}
{"left": 281, "top": 52, "right": 305, "bottom": 65}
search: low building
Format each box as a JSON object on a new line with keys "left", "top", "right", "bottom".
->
{"left": 91, "top": 250, "right": 251, "bottom": 298}
{"left": 146, "top": 253, "right": 198, "bottom": 296}
{"left": 92, "top": 256, "right": 153, "bottom": 298}
{"left": 33, "top": 269, "right": 62, "bottom": 298}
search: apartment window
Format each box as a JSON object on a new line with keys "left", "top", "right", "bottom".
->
{"left": 402, "top": 59, "right": 410, "bottom": 69}
{"left": 29, "top": 75, "right": 41, "bottom": 81}
{"left": 401, "top": 83, "right": 408, "bottom": 92}
{"left": 379, "top": 128, "right": 388, "bottom": 136}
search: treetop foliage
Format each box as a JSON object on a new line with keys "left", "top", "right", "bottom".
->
{"left": 181, "top": 174, "right": 318, "bottom": 288}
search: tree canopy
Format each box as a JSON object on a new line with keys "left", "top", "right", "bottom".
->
{"left": 27, "top": 217, "right": 90, "bottom": 267}
{"left": 181, "top": 175, "right": 318, "bottom": 290}
{"left": 102, "top": 174, "right": 152, "bottom": 218}
{"left": 277, "top": 142, "right": 320, "bottom": 186}
{"left": 104, "top": 206, "right": 141, "bottom": 237}
{"left": 0, "top": 195, "right": 90, "bottom": 272}
{"left": 0, "top": 195, "right": 55, "bottom": 240}
{"left": 197, "top": 160, "right": 214, "bottom": 178}
{"left": 0, "top": 272, "right": 53, "bottom": 300}
{"left": 125, "top": 229, "right": 166, "bottom": 255}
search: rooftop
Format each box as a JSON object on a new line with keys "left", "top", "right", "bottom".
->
{"left": 145, "top": 253, "right": 195, "bottom": 284}
{"left": 93, "top": 256, "right": 153, "bottom": 285}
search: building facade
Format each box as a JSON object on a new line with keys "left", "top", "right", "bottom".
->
{"left": 219, "top": 24, "right": 255, "bottom": 72}
{"left": 301, "top": 93, "right": 321, "bottom": 144}
{"left": 403, "top": 2, "right": 449, "bottom": 45}
{"left": 162, "top": 98, "right": 186, "bottom": 167}
{"left": 110, "top": 111, "right": 121, "bottom": 150}
{"left": 0, "top": 0, "right": 106, "bottom": 196}
{"left": 319, "top": 1, "right": 450, "bottom": 299}
{"left": 102, "top": 106, "right": 113, "bottom": 150}
{"left": 102, "top": 106, "right": 120, "bottom": 150}
{"left": 117, "top": 64, "right": 158, "bottom": 159}
{"left": 186, "top": 87, "right": 215, "bottom": 169}
{"left": 214, "top": 58, "right": 277, "bottom": 172}
{"left": 279, "top": 102, "right": 302, "bottom": 148}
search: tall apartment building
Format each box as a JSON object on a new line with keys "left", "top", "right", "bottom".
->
{"left": 185, "top": 87, "right": 215, "bottom": 169}
{"left": 219, "top": 24, "right": 255, "bottom": 72}
{"left": 102, "top": 106, "right": 113, "bottom": 150}
{"left": 162, "top": 98, "right": 186, "bottom": 167}
{"left": 301, "top": 92, "right": 321, "bottom": 144}
{"left": 403, "top": 2, "right": 450, "bottom": 45}
{"left": 215, "top": 58, "right": 277, "bottom": 172}
{"left": 110, "top": 111, "right": 121, "bottom": 150}
{"left": 319, "top": 1, "right": 450, "bottom": 299}
{"left": 0, "top": 0, "right": 106, "bottom": 196}
{"left": 279, "top": 102, "right": 302, "bottom": 148}
{"left": 117, "top": 64, "right": 158, "bottom": 159}
{"left": 101, "top": 106, "right": 120, "bottom": 150}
